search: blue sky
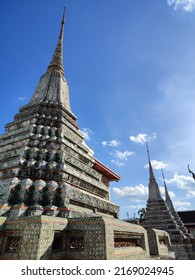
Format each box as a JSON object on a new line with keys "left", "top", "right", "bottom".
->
{"left": 1, "top": 0, "right": 195, "bottom": 219}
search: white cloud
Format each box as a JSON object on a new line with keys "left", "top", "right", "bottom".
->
{"left": 173, "top": 200, "right": 191, "bottom": 211}
{"left": 167, "top": 172, "right": 193, "bottom": 189}
{"left": 17, "top": 96, "right": 27, "bottom": 101}
{"left": 129, "top": 132, "right": 157, "bottom": 145}
{"left": 81, "top": 128, "right": 93, "bottom": 141}
{"left": 173, "top": 200, "right": 191, "bottom": 207}
{"left": 144, "top": 159, "right": 168, "bottom": 170}
{"left": 167, "top": 0, "right": 195, "bottom": 12}
{"left": 113, "top": 184, "right": 148, "bottom": 202}
{"left": 111, "top": 159, "right": 125, "bottom": 167}
{"left": 102, "top": 139, "right": 120, "bottom": 147}
{"left": 115, "top": 150, "right": 135, "bottom": 161}
{"left": 166, "top": 172, "right": 195, "bottom": 197}
{"left": 111, "top": 150, "right": 134, "bottom": 166}
{"left": 176, "top": 206, "right": 189, "bottom": 211}
{"left": 126, "top": 204, "right": 146, "bottom": 210}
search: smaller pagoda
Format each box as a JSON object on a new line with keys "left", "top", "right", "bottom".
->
{"left": 162, "top": 169, "right": 190, "bottom": 238}
{"left": 141, "top": 143, "right": 184, "bottom": 242}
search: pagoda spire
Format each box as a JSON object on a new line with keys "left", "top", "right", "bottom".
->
{"left": 146, "top": 142, "right": 163, "bottom": 201}
{"left": 48, "top": 7, "right": 66, "bottom": 74}
{"left": 28, "top": 8, "right": 71, "bottom": 112}
{"left": 146, "top": 141, "right": 156, "bottom": 184}
{"left": 161, "top": 169, "right": 175, "bottom": 212}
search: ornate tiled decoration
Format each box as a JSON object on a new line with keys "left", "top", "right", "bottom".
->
{"left": 0, "top": 215, "right": 68, "bottom": 260}
{"left": 146, "top": 228, "right": 175, "bottom": 259}
{"left": 66, "top": 217, "right": 106, "bottom": 260}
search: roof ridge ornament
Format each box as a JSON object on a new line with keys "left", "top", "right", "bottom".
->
{"left": 188, "top": 164, "right": 195, "bottom": 180}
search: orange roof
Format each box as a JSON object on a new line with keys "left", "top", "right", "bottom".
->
{"left": 93, "top": 158, "right": 121, "bottom": 181}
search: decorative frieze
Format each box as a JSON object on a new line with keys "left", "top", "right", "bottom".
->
{"left": 0, "top": 139, "right": 29, "bottom": 154}
{"left": 14, "top": 105, "right": 40, "bottom": 122}
{"left": 61, "top": 116, "right": 81, "bottom": 137}
{"left": 0, "top": 168, "right": 19, "bottom": 180}
{"left": 0, "top": 148, "right": 24, "bottom": 162}
{"left": 67, "top": 184, "right": 119, "bottom": 215}
{"left": 61, "top": 108, "right": 79, "bottom": 129}
{"left": 62, "top": 127, "right": 83, "bottom": 146}
{"left": 18, "top": 167, "right": 108, "bottom": 198}
{"left": 63, "top": 135, "right": 91, "bottom": 156}
{"left": 62, "top": 141, "right": 93, "bottom": 166}
{"left": 63, "top": 153, "right": 100, "bottom": 180}
{"left": 0, "top": 124, "right": 30, "bottom": 141}
{"left": 0, "top": 157, "right": 20, "bottom": 170}
{"left": 0, "top": 132, "right": 30, "bottom": 148}
{"left": 64, "top": 164, "right": 107, "bottom": 192}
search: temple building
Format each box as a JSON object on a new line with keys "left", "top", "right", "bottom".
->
{"left": 178, "top": 211, "right": 195, "bottom": 238}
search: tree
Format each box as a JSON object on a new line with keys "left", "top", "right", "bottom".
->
{"left": 138, "top": 208, "right": 146, "bottom": 222}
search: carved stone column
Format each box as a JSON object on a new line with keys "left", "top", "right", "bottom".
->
{"left": 42, "top": 180, "right": 58, "bottom": 216}
{"left": 8, "top": 178, "right": 32, "bottom": 216}
{"left": 26, "top": 179, "right": 45, "bottom": 216}
{"left": 53, "top": 183, "right": 70, "bottom": 217}
{"left": 0, "top": 177, "right": 19, "bottom": 215}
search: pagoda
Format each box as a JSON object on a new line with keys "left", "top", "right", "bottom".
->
{"left": 162, "top": 169, "right": 190, "bottom": 238}
{"left": 141, "top": 143, "right": 184, "bottom": 241}
{"left": 0, "top": 9, "right": 120, "bottom": 219}
{"left": 0, "top": 9, "right": 153, "bottom": 260}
